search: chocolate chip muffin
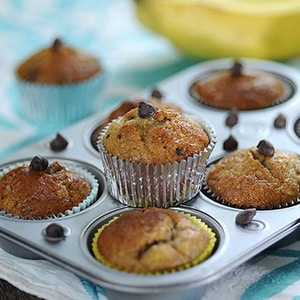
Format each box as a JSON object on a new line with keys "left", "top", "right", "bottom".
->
{"left": 97, "top": 102, "right": 216, "bottom": 207}
{"left": 16, "top": 38, "right": 102, "bottom": 84}
{"left": 101, "top": 102, "right": 209, "bottom": 164}
{"left": 206, "top": 140, "right": 300, "bottom": 209}
{"left": 91, "top": 96, "right": 182, "bottom": 150}
{"left": 190, "top": 61, "right": 292, "bottom": 110}
{"left": 15, "top": 38, "right": 106, "bottom": 126}
{"left": 0, "top": 156, "right": 98, "bottom": 218}
{"left": 92, "top": 208, "right": 216, "bottom": 274}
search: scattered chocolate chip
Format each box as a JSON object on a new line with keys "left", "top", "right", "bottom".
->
{"left": 49, "top": 133, "right": 68, "bottom": 152}
{"left": 117, "top": 134, "right": 122, "bottom": 139}
{"left": 138, "top": 102, "right": 156, "bottom": 119}
{"left": 44, "top": 223, "right": 65, "bottom": 242}
{"left": 105, "top": 134, "right": 110, "bottom": 139}
{"left": 257, "top": 140, "right": 275, "bottom": 157}
{"left": 231, "top": 61, "right": 243, "bottom": 77}
{"left": 225, "top": 109, "right": 239, "bottom": 127}
{"left": 274, "top": 113, "right": 287, "bottom": 129}
{"left": 176, "top": 147, "right": 186, "bottom": 156}
{"left": 30, "top": 156, "right": 49, "bottom": 171}
{"left": 223, "top": 135, "right": 238, "bottom": 151}
{"left": 52, "top": 38, "right": 63, "bottom": 50}
{"left": 236, "top": 208, "right": 256, "bottom": 225}
{"left": 151, "top": 88, "right": 163, "bottom": 99}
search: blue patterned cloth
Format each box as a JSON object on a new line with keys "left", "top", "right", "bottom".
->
{"left": 0, "top": 1, "right": 299, "bottom": 299}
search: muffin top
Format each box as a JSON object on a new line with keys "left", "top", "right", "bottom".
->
{"left": 101, "top": 102, "right": 209, "bottom": 164}
{"left": 96, "top": 208, "right": 215, "bottom": 273}
{"left": 0, "top": 156, "right": 91, "bottom": 218}
{"left": 16, "top": 38, "right": 102, "bottom": 84}
{"left": 91, "top": 96, "right": 182, "bottom": 148}
{"left": 191, "top": 61, "right": 287, "bottom": 110}
{"left": 206, "top": 140, "right": 300, "bottom": 208}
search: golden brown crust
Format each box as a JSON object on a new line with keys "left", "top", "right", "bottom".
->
{"left": 0, "top": 161, "right": 91, "bottom": 218}
{"left": 92, "top": 98, "right": 182, "bottom": 142}
{"left": 102, "top": 106, "right": 209, "bottom": 164}
{"left": 192, "top": 70, "right": 285, "bottom": 110}
{"left": 207, "top": 147, "right": 300, "bottom": 208}
{"left": 16, "top": 41, "right": 101, "bottom": 84}
{"left": 97, "top": 208, "right": 211, "bottom": 273}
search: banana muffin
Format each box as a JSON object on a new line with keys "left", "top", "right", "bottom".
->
{"left": 206, "top": 140, "right": 300, "bottom": 209}
{"left": 15, "top": 38, "right": 106, "bottom": 125}
{"left": 101, "top": 102, "right": 209, "bottom": 164}
{"left": 92, "top": 208, "right": 216, "bottom": 274}
{"left": 190, "top": 61, "right": 292, "bottom": 110}
{"left": 97, "top": 102, "right": 216, "bottom": 207}
{"left": 91, "top": 96, "right": 182, "bottom": 149}
{"left": 0, "top": 156, "right": 97, "bottom": 218}
{"left": 16, "top": 38, "right": 102, "bottom": 84}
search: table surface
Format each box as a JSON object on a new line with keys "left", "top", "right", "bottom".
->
{"left": 0, "top": 280, "right": 40, "bottom": 300}
{"left": 1, "top": 1, "right": 300, "bottom": 300}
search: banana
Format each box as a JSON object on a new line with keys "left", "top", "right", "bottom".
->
{"left": 134, "top": 0, "right": 300, "bottom": 60}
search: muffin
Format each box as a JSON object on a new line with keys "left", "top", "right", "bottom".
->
{"left": 97, "top": 102, "right": 216, "bottom": 207}
{"left": 91, "top": 95, "right": 182, "bottom": 150}
{"left": 0, "top": 156, "right": 98, "bottom": 219}
{"left": 190, "top": 61, "right": 293, "bottom": 110}
{"left": 92, "top": 208, "right": 216, "bottom": 274}
{"left": 206, "top": 140, "right": 300, "bottom": 209}
{"left": 15, "top": 38, "right": 106, "bottom": 127}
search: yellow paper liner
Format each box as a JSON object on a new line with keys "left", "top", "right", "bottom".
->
{"left": 92, "top": 211, "right": 217, "bottom": 274}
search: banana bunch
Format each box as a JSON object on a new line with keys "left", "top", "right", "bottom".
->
{"left": 134, "top": 0, "right": 300, "bottom": 60}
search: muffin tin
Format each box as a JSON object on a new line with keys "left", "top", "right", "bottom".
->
{"left": 0, "top": 58, "right": 300, "bottom": 300}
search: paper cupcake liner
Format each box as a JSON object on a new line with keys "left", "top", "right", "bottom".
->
{"left": 189, "top": 69, "right": 295, "bottom": 110}
{"left": 97, "top": 118, "right": 216, "bottom": 207}
{"left": 202, "top": 164, "right": 300, "bottom": 210}
{"left": 91, "top": 211, "right": 217, "bottom": 274}
{"left": 15, "top": 72, "right": 107, "bottom": 128}
{"left": 0, "top": 161, "right": 99, "bottom": 220}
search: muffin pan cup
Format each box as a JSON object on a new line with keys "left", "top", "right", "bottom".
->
{"left": 1, "top": 58, "right": 300, "bottom": 300}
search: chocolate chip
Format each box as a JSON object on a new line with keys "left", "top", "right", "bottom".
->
{"left": 176, "top": 147, "right": 186, "bottom": 156}
{"left": 223, "top": 135, "right": 238, "bottom": 151}
{"left": 117, "top": 134, "right": 122, "bottom": 139}
{"left": 257, "top": 140, "right": 275, "bottom": 157}
{"left": 151, "top": 88, "right": 163, "bottom": 99}
{"left": 225, "top": 109, "right": 239, "bottom": 127}
{"left": 30, "top": 156, "right": 49, "bottom": 171}
{"left": 44, "top": 223, "right": 65, "bottom": 242}
{"left": 231, "top": 61, "right": 243, "bottom": 77}
{"left": 274, "top": 113, "right": 286, "bottom": 129}
{"left": 138, "top": 102, "right": 156, "bottom": 119}
{"left": 49, "top": 133, "right": 68, "bottom": 152}
{"left": 235, "top": 208, "right": 256, "bottom": 225}
{"left": 52, "top": 38, "right": 63, "bottom": 50}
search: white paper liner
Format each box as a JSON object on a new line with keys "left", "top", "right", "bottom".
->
{"left": 0, "top": 160, "right": 99, "bottom": 220}
{"left": 97, "top": 117, "right": 216, "bottom": 207}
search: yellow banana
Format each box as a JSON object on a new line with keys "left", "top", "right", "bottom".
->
{"left": 134, "top": 0, "right": 300, "bottom": 60}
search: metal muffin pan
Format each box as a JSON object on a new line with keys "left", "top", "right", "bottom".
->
{"left": 0, "top": 58, "right": 300, "bottom": 300}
